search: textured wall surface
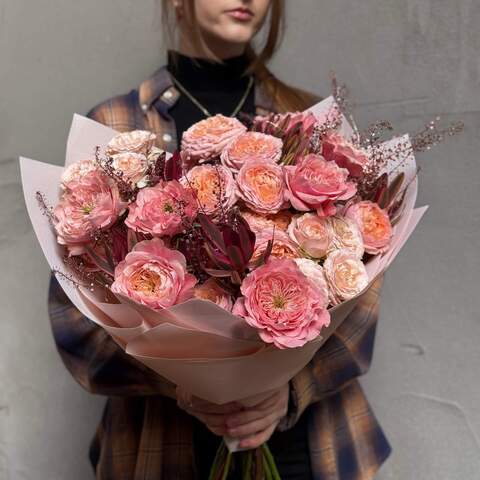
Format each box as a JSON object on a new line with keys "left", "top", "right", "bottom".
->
{"left": 0, "top": 0, "right": 478, "bottom": 478}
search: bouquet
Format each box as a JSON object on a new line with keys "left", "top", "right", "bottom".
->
{"left": 20, "top": 84, "right": 462, "bottom": 478}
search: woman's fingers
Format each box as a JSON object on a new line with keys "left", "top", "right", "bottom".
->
{"left": 227, "top": 411, "right": 281, "bottom": 438}
{"left": 239, "top": 423, "right": 277, "bottom": 449}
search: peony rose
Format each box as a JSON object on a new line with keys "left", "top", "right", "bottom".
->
{"left": 288, "top": 213, "right": 333, "bottom": 259}
{"left": 126, "top": 180, "right": 198, "bottom": 237}
{"left": 322, "top": 133, "right": 370, "bottom": 178}
{"left": 327, "top": 216, "right": 365, "bottom": 258}
{"left": 181, "top": 114, "right": 246, "bottom": 165}
{"left": 194, "top": 278, "right": 233, "bottom": 312}
{"left": 111, "top": 152, "right": 148, "bottom": 185}
{"left": 220, "top": 132, "right": 283, "bottom": 171}
{"left": 250, "top": 230, "right": 300, "bottom": 266}
{"left": 293, "top": 258, "right": 330, "bottom": 309}
{"left": 111, "top": 238, "right": 197, "bottom": 310}
{"left": 323, "top": 249, "right": 369, "bottom": 305}
{"left": 60, "top": 159, "right": 99, "bottom": 190}
{"left": 241, "top": 209, "right": 292, "bottom": 234}
{"left": 236, "top": 161, "right": 287, "bottom": 214}
{"left": 106, "top": 130, "right": 157, "bottom": 156}
{"left": 233, "top": 258, "right": 330, "bottom": 349}
{"left": 181, "top": 164, "right": 237, "bottom": 218}
{"left": 285, "top": 154, "right": 357, "bottom": 217}
{"left": 345, "top": 201, "right": 393, "bottom": 255}
{"left": 54, "top": 170, "right": 124, "bottom": 253}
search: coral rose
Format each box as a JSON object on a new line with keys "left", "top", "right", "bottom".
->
{"left": 181, "top": 164, "right": 237, "bottom": 218}
{"left": 60, "top": 159, "right": 99, "bottom": 190}
{"left": 250, "top": 230, "right": 300, "bottom": 266}
{"left": 54, "top": 170, "right": 124, "bottom": 253}
{"left": 322, "top": 133, "right": 370, "bottom": 178}
{"left": 236, "top": 161, "right": 287, "bottom": 214}
{"left": 220, "top": 132, "right": 283, "bottom": 171}
{"left": 194, "top": 278, "right": 233, "bottom": 312}
{"left": 285, "top": 154, "right": 357, "bottom": 217}
{"left": 233, "top": 258, "right": 330, "bottom": 348}
{"left": 327, "top": 216, "right": 365, "bottom": 258}
{"left": 345, "top": 201, "right": 393, "bottom": 255}
{"left": 241, "top": 209, "right": 292, "bottom": 234}
{"left": 126, "top": 180, "right": 198, "bottom": 237}
{"left": 107, "top": 130, "right": 156, "bottom": 156}
{"left": 111, "top": 238, "right": 197, "bottom": 310}
{"left": 323, "top": 249, "right": 369, "bottom": 305}
{"left": 293, "top": 258, "right": 330, "bottom": 309}
{"left": 111, "top": 152, "right": 148, "bottom": 185}
{"left": 288, "top": 213, "right": 333, "bottom": 259}
{"left": 181, "top": 114, "right": 246, "bottom": 165}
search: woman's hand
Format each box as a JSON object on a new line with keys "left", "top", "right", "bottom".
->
{"left": 176, "top": 386, "right": 243, "bottom": 436}
{"left": 225, "top": 385, "right": 290, "bottom": 449}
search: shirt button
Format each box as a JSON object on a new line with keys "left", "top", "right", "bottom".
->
{"left": 163, "top": 90, "right": 173, "bottom": 100}
{"left": 141, "top": 103, "right": 149, "bottom": 112}
{"left": 162, "top": 133, "right": 172, "bottom": 143}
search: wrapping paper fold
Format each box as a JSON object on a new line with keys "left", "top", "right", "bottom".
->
{"left": 20, "top": 97, "right": 428, "bottom": 407}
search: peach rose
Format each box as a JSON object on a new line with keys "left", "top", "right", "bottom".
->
{"left": 345, "top": 201, "right": 393, "bottom": 255}
{"left": 111, "top": 152, "right": 148, "bottom": 185}
{"left": 250, "top": 230, "right": 300, "bottom": 266}
{"left": 327, "top": 216, "right": 365, "bottom": 258}
{"left": 194, "top": 278, "right": 233, "bottom": 312}
{"left": 241, "top": 209, "right": 292, "bottom": 234}
{"left": 288, "top": 213, "right": 333, "bottom": 259}
{"left": 236, "top": 161, "right": 287, "bottom": 215}
{"left": 322, "top": 133, "right": 370, "bottom": 178}
{"left": 232, "top": 258, "right": 330, "bottom": 349}
{"left": 111, "top": 238, "right": 197, "bottom": 310}
{"left": 54, "top": 170, "right": 125, "bottom": 252}
{"left": 181, "top": 114, "right": 247, "bottom": 165}
{"left": 125, "top": 180, "right": 198, "bottom": 237}
{"left": 285, "top": 154, "right": 357, "bottom": 217}
{"left": 181, "top": 164, "right": 237, "bottom": 218}
{"left": 107, "top": 130, "right": 157, "bottom": 156}
{"left": 220, "top": 132, "right": 283, "bottom": 171}
{"left": 60, "top": 159, "right": 99, "bottom": 190}
{"left": 323, "top": 249, "right": 369, "bottom": 305}
{"left": 293, "top": 258, "right": 330, "bottom": 309}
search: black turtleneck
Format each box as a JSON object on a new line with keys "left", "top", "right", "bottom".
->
{"left": 166, "top": 50, "right": 255, "bottom": 145}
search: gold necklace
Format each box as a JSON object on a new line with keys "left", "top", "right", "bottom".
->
{"left": 170, "top": 74, "right": 254, "bottom": 118}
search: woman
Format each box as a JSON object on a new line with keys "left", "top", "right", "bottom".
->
{"left": 48, "top": 1, "right": 391, "bottom": 478}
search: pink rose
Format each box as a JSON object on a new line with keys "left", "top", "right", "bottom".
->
{"left": 285, "top": 154, "right": 357, "bottom": 217}
{"left": 327, "top": 216, "right": 365, "bottom": 258}
{"left": 236, "top": 161, "right": 287, "bottom": 215}
{"left": 54, "top": 170, "right": 124, "bottom": 252}
{"left": 345, "top": 201, "right": 393, "bottom": 255}
{"left": 111, "top": 152, "right": 148, "bottom": 185}
{"left": 220, "top": 132, "right": 283, "bottom": 171}
{"left": 181, "top": 164, "right": 237, "bottom": 218}
{"left": 241, "top": 209, "right": 293, "bottom": 234}
{"left": 288, "top": 213, "right": 333, "bottom": 259}
{"left": 194, "top": 278, "right": 233, "bottom": 312}
{"left": 323, "top": 249, "right": 369, "bottom": 305}
{"left": 60, "top": 159, "right": 99, "bottom": 190}
{"left": 111, "top": 238, "right": 197, "bottom": 310}
{"left": 250, "top": 230, "right": 300, "bottom": 266}
{"left": 293, "top": 258, "right": 330, "bottom": 309}
{"left": 181, "top": 114, "right": 247, "bottom": 165}
{"left": 125, "top": 180, "right": 198, "bottom": 237}
{"left": 107, "top": 130, "right": 157, "bottom": 156}
{"left": 322, "top": 133, "right": 370, "bottom": 178}
{"left": 233, "top": 258, "right": 330, "bottom": 348}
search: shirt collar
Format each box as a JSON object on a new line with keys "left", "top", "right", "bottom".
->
{"left": 138, "top": 65, "right": 277, "bottom": 117}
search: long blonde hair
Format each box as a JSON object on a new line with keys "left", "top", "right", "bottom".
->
{"left": 160, "top": 0, "right": 319, "bottom": 112}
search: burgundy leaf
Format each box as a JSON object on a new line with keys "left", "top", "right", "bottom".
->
{"left": 226, "top": 245, "right": 245, "bottom": 272}
{"left": 85, "top": 246, "right": 115, "bottom": 276}
{"left": 164, "top": 150, "right": 183, "bottom": 181}
{"left": 204, "top": 268, "right": 234, "bottom": 278}
{"left": 198, "top": 213, "right": 227, "bottom": 253}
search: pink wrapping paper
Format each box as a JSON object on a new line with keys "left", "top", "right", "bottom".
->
{"left": 20, "top": 98, "right": 428, "bottom": 408}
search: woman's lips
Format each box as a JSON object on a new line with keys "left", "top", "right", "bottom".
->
{"left": 225, "top": 8, "right": 254, "bottom": 21}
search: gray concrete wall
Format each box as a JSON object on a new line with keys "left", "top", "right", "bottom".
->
{"left": 1, "top": 0, "right": 478, "bottom": 478}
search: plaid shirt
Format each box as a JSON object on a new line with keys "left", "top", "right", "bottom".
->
{"left": 48, "top": 66, "right": 391, "bottom": 479}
